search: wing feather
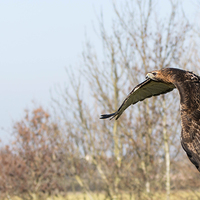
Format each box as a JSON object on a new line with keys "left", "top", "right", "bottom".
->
{"left": 100, "top": 78, "right": 175, "bottom": 120}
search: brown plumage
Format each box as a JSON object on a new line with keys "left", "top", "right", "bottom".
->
{"left": 100, "top": 68, "right": 200, "bottom": 172}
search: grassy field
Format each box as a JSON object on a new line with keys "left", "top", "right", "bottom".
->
{"left": 9, "top": 191, "right": 200, "bottom": 200}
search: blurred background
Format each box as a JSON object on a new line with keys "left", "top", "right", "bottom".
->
{"left": 0, "top": 0, "right": 200, "bottom": 199}
{"left": 0, "top": 0, "right": 113, "bottom": 143}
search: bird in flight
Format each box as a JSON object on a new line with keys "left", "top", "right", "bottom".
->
{"left": 100, "top": 68, "right": 200, "bottom": 172}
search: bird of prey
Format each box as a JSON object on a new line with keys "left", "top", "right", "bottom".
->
{"left": 100, "top": 68, "right": 200, "bottom": 172}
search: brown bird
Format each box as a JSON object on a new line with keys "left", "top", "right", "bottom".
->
{"left": 100, "top": 68, "right": 200, "bottom": 172}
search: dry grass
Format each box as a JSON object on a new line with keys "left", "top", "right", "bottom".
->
{"left": 8, "top": 190, "right": 200, "bottom": 200}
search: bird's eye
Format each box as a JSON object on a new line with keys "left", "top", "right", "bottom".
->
{"left": 152, "top": 72, "right": 157, "bottom": 75}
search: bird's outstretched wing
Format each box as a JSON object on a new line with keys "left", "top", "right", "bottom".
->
{"left": 100, "top": 78, "right": 175, "bottom": 120}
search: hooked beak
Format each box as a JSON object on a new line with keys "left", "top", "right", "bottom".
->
{"left": 146, "top": 73, "right": 153, "bottom": 79}
{"left": 146, "top": 72, "right": 158, "bottom": 81}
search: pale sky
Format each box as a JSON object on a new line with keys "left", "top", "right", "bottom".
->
{"left": 0, "top": 0, "right": 114, "bottom": 143}
{"left": 0, "top": 0, "right": 197, "bottom": 143}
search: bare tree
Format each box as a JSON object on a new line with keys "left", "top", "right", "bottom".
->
{"left": 0, "top": 107, "right": 71, "bottom": 200}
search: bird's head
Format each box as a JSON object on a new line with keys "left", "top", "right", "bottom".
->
{"left": 146, "top": 71, "right": 160, "bottom": 81}
{"left": 146, "top": 68, "right": 179, "bottom": 84}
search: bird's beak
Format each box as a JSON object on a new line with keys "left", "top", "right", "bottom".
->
{"left": 146, "top": 73, "right": 152, "bottom": 79}
{"left": 146, "top": 72, "right": 158, "bottom": 81}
